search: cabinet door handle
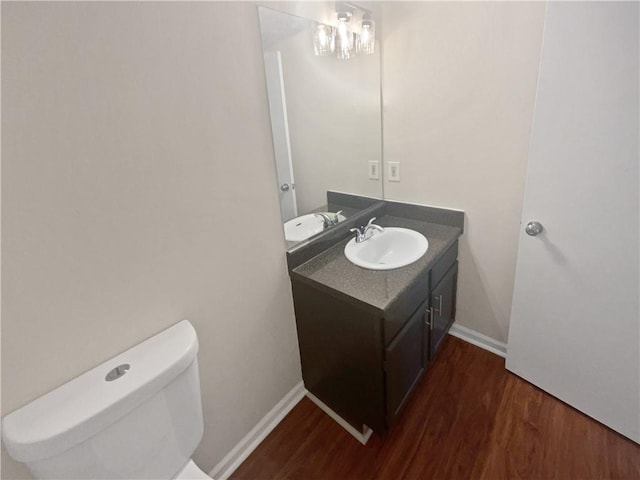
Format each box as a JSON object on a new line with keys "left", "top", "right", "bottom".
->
{"left": 425, "top": 307, "right": 434, "bottom": 330}
{"left": 433, "top": 295, "right": 442, "bottom": 317}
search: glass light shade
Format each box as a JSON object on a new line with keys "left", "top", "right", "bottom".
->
{"left": 336, "top": 13, "right": 354, "bottom": 60}
{"left": 312, "top": 24, "right": 335, "bottom": 56}
{"left": 356, "top": 16, "right": 375, "bottom": 55}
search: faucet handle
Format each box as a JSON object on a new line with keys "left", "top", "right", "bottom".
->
{"left": 362, "top": 217, "right": 385, "bottom": 240}
{"left": 350, "top": 227, "right": 364, "bottom": 242}
{"left": 314, "top": 213, "right": 328, "bottom": 228}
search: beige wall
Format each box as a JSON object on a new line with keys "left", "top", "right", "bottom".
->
{"left": 261, "top": 1, "right": 335, "bottom": 26}
{"left": 1, "top": 2, "right": 301, "bottom": 478}
{"left": 382, "top": 2, "right": 546, "bottom": 342}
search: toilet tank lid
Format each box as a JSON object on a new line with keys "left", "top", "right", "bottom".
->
{"left": 1, "top": 320, "right": 199, "bottom": 463}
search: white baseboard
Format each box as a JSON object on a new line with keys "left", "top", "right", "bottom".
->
{"left": 208, "top": 381, "right": 306, "bottom": 480}
{"left": 305, "top": 391, "right": 373, "bottom": 445}
{"left": 448, "top": 323, "right": 507, "bottom": 358}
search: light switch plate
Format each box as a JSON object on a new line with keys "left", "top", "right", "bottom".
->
{"left": 368, "top": 160, "right": 380, "bottom": 180}
{"left": 388, "top": 161, "right": 400, "bottom": 182}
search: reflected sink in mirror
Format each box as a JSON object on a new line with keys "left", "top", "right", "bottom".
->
{"left": 284, "top": 212, "right": 346, "bottom": 242}
{"left": 344, "top": 228, "right": 429, "bottom": 270}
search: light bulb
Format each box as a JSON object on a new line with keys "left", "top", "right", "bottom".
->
{"left": 313, "top": 23, "right": 335, "bottom": 56}
{"left": 356, "top": 14, "right": 375, "bottom": 55}
{"left": 336, "top": 12, "right": 353, "bottom": 60}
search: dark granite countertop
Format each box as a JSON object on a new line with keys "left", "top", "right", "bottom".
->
{"left": 291, "top": 215, "right": 462, "bottom": 313}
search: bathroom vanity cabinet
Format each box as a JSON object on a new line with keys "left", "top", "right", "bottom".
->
{"left": 385, "top": 253, "right": 458, "bottom": 424}
{"left": 290, "top": 216, "right": 460, "bottom": 434}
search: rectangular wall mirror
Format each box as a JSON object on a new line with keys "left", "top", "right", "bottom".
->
{"left": 258, "top": 5, "right": 383, "bottom": 250}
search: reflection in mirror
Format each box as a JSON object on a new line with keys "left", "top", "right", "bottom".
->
{"left": 258, "top": 5, "right": 383, "bottom": 249}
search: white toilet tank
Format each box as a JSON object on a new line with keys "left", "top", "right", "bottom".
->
{"left": 2, "top": 320, "right": 205, "bottom": 479}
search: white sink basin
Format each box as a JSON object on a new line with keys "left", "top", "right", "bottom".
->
{"left": 284, "top": 212, "right": 346, "bottom": 242}
{"left": 344, "top": 227, "right": 429, "bottom": 270}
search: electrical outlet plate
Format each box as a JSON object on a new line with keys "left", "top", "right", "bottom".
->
{"left": 388, "top": 161, "right": 400, "bottom": 182}
{"left": 368, "top": 160, "right": 380, "bottom": 180}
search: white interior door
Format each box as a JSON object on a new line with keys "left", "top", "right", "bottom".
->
{"left": 264, "top": 51, "right": 298, "bottom": 222}
{"left": 507, "top": 2, "right": 639, "bottom": 443}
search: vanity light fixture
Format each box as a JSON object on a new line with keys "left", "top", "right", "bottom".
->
{"left": 311, "top": 2, "right": 375, "bottom": 60}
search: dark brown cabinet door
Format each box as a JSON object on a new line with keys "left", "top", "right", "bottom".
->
{"left": 428, "top": 262, "right": 458, "bottom": 361}
{"left": 385, "top": 303, "right": 426, "bottom": 423}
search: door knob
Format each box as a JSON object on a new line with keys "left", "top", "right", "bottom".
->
{"left": 280, "top": 183, "right": 290, "bottom": 192}
{"left": 525, "top": 221, "right": 544, "bottom": 236}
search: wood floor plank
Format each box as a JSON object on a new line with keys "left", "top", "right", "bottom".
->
{"left": 231, "top": 337, "right": 640, "bottom": 480}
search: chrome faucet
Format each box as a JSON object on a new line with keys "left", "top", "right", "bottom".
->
{"left": 350, "top": 217, "right": 385, "bottom": 243}
{"left": 315, "top": 210, "right": 343, "bottom": 229}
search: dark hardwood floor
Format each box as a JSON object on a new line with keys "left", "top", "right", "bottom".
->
{"left": 231, "top": 337, "right": 640, "bottom": 480}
